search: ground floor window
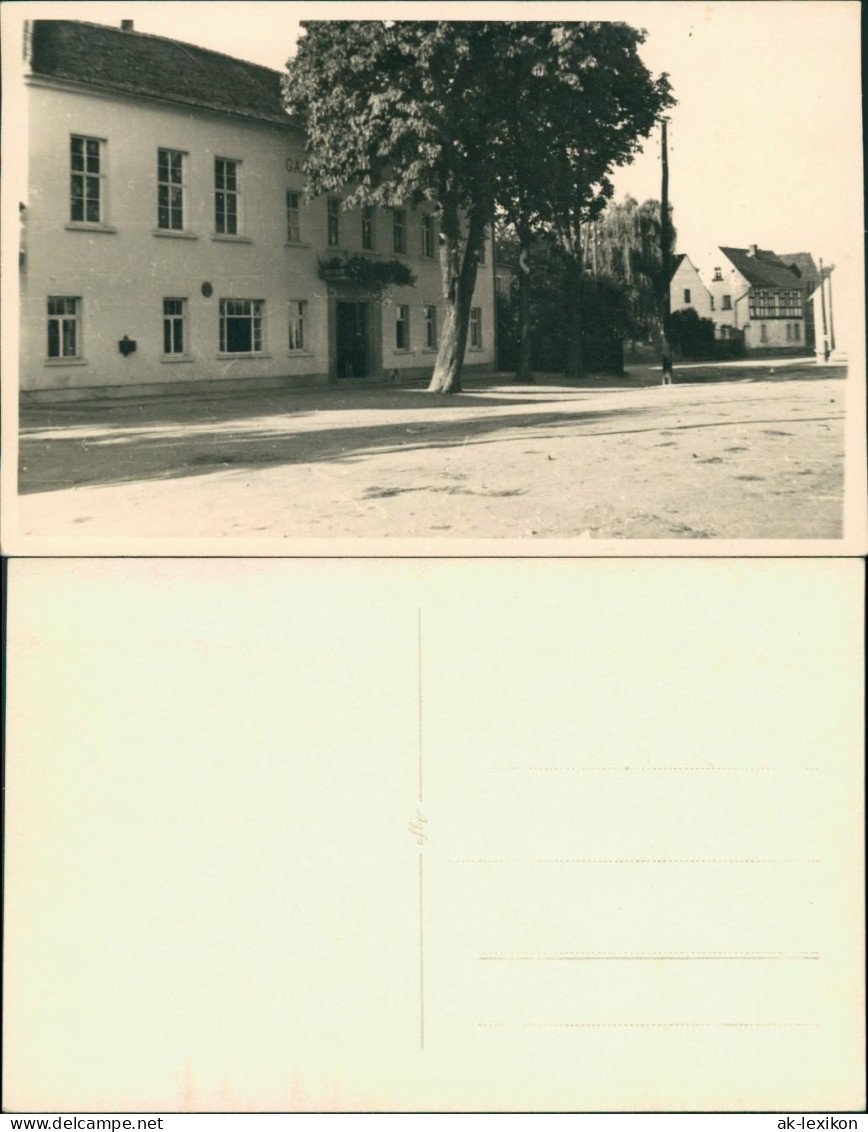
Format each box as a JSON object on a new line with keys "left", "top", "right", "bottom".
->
{"left": 395, "top": 304, "right": 410, "bottom": 350}
{"left": 469, "top": 306, "right": 482, "bottom": 349}
{"left": 760, "top": 323, "right": 768, "bottom": 343}
{"left": 219, "top": 299, "right": 264, "bottom": 354}
{"left": 47, "top": 296, "right": 80, "bottom": 358}
{"left": 425, "top": 305, "right": 438, "bottom": 349}
{"left": 794, "top": 322, "right": 801, "bottom": 340}
{"left": 163, "top": 298, "right": 186, "bottom": 354}
{"left": 288, "top": 300, "right": 306, "bottom": 351}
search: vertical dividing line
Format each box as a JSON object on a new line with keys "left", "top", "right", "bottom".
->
{"left": 417, "top": 607, "right": 425, "bottom": 1049}
{"left": 417, "top": 607, "right": 423, "bottom": 805}
{"left": 419, "top": 850, "right": 425, "bottom": 1051}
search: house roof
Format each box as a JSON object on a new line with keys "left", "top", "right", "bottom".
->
{"left": 28, "top": 19, "right": 299, "bottom": 129}
{"left": 719, "top": 246, "right": 807, "bottom": 291}
{"left": 669, "top": 253, "right": 686, "bottom": 281}
{"left": 777, "top": 252, "right": 821, "bottom": 284}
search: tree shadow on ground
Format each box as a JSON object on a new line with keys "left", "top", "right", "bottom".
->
{"left": 18, "top": 390, "right": 844, "bottom": 495}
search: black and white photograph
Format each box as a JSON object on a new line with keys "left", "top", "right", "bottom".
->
{"left": 0, "top": 0, "right": 864, "bottom": 555}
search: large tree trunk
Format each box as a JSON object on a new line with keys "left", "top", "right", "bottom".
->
{"left": 515, "top": 240, "right": 533, "bottom": 383}
{"left": 428, "top": 204, "right": 485, "bottom": 394}
{"left": 564, "top": 254, "right": 584, "bottom": 380}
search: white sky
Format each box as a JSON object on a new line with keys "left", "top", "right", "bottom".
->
{"left": 2, "top": 1, "right": 863, "bottom": 283}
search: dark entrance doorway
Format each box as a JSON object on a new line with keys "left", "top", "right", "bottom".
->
{"left": 336, "top": 301, "right": 370, "bottom": 379}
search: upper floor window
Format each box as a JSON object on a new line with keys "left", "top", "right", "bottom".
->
{"left": 362, "top": 206, "right": 375, "bottom": 251}
{"left": 710, "top": 296, "right": 715, "bottom": 311}
{"left": 157, "top": 149, "right": 185, "bottom": 231}
{"left": 748, "top": 288, "right": 802, "bottom": 319}
{"left": 713, "top": 266, "right": 723, "bottom": 281}
{"left": 395, "top": 304, "right": 410, "bottom": 350}
{"left": 47, "top": 296, "right": 81, "bottom": 358}
{"left": 163, "top": 298, "right": 187, "bottom": 355}
{"left": 721, "top": 295, "right": 732, "bottom": 310}
{"left": 219, "top": 298, "right": 263, "bottom": 354}
{"left": 425, "top": 305, "right": 438, "bottom": 349}
{"left": 286, "top": 191, "right": 301, "bottom": 242}
{"left": 70, "top": 136, "right": 103, "bottom": 224}
{"left": 421, "top": 214, "right": 435, "bottom": 258}
{"left": 469, "top": 307, "right": 482, "bottom": 349}
{"left": 214, "top": 158, "right": 240, "bottom": 234}
{"left": 288, "top": 300, "right": 306, "bottom": 351}
{"left": 327, "top": 197, "right": 341, "bottom": 246}
{"left": 683, "top": 288, "right": 691, "bottom": 303}
{"left": 393, "top": 208, "right": 406, "bottom": 254}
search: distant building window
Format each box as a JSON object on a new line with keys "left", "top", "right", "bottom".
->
{"left": 710, "top": 296, "right": 715, "bottom": 311}
{"left": 47, "top": 296, "right": 80, "bottom": 358}
{"left": 470, "top": 307, "right": 482, "bottom": 349}
{"left": 794, "top": 322, "right": 801, "bottom": 341}
{"left": 214, "top": 158, "right": 239, "bottom": 234}
{"left": 70, "top": 136, "right": 103, "bottom": 223}
{"left": 477, "top": 237, "right": 486, "bottom": 266}
{"left": 157, "top": 149, "right": 185, "bottom": 230}
{"left": 163, "top": 298, "right": 186, "bottom": 354}
{"left": 288, "top": 300, "right": 306, "bottom": 351}
{"left": 421, "top": 214, "right": 435, "bottom": 258}
{"left": 327, "top": 197, "right": 341, "bottom": 247}
{"left": 395, "top": 304, "right": 410, "bottom": 350}
{"left": 286, "top": 191, "right": 301, "bottom": 242}
{"left": 362, "top": 206, "right": 375, "bottom": 251}
{"left": 425, "top": 305, "right": 438, "bottom": 349}
{"left": 219, "top": 298, "right": 263, "bottom": 354}
{"left": 785, "top": 322, "right": 792, "bottom": 341}
{"left": 721, "top": 295, "right": 732, "bottom": 310}
{"left": 393, "top": 208, "right": 407, "bottom": 254}
{"left": 683, "top": 288, "right": 691, "bottom": 303}
{"left": 760, "top": 323, "right": 768, "bottom": 343}
{"left": 713, "top": 266, "right": 723, "bottom": 281}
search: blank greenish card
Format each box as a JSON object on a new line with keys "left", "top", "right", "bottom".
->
{"left": 4, "top": 559, "right": 864, "bottom": 1111}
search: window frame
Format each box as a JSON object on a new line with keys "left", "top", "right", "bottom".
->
{"left": 162, "top": 297, "right": 187, "bottom": 356}
{"left": 327, "top": 197, "right": 341, "bottom": 247}
{"left": 395, "top": 304, "right": 410, "bottom": 351}
{"left": 421, "top": 214, "right": 435, "bottom": 259}
{"left": 393, "top": 208, "right": 407, "bottom": 255}
{"left": 70, "top": 135, "right": 105, "bottom": 225}
{"left": 46, "top": 295, "right": 81, "bottom": 360}
{"left": 214, "top": 157, "right": 241, "bottom": 236}
{"left": 157, "top": 148, "right": 186, "bottom": 231}
{"left": 218, "top": 298, "right": 265, "bottom": 355}
{"left": 361, "top": 205, "right": 375, "bottom": 251}
{"left": 469, "top": 306, "right": 483, "bottom": 350}
{"left": 721, "top": 295, "right": 732, "bottom": 310}
{"left": 286, "top": 190, "right": 302, "bottom": 243}
{"left": 424, "top": 305, "right": 438, "bottom": 349}
{"left": 683, "top": 288, "right": 691, "bottom": 303}
{"left": 288, "top": 300, "right": 306, "bottom": 352}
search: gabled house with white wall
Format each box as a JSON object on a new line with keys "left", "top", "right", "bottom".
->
{"left": 669, "top": 254, "right": 714, "bottom": 320}
{"left": 696, "top": 245, "right": 809, "bottom": 354}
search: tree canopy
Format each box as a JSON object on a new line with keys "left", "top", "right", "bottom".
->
{"left": 284, "top": 21, "right": 673, "bottom": 390}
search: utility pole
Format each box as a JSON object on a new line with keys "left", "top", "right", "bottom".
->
{"left": 660, "top": 118, "right": 673, "bottom": 384}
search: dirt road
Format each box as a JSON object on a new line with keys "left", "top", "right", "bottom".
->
{"left": 16, "top": 361, "right": 847, "bottom": 540}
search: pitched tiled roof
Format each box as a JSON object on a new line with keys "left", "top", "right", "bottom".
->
{"left": 719, "top": 246, "right": 807, "bottom": 291}
{"left": 777, "top": 252, "right": 820, "bottom": 285}
{"left": 29, "top": 19, "right": 298, "bottom": 128}
{"left": 668, "top": 253, "right": 686, "bottom": 281}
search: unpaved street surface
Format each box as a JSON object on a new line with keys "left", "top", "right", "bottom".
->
{"left": 17, "top": 361, "right": 847, "bottom": 540}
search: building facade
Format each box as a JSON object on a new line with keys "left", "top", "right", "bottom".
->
{"left": 669, "top": 254, "right": 714, "bottom": 320}
{"left": 20, "top": 19, "right": 496, "bottom": 399}
{"left": 696, "top": 245, "right": 809, "bottom": 354}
